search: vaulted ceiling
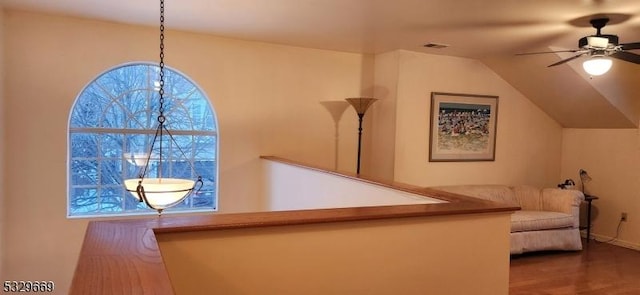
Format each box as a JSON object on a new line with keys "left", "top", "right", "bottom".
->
{"left": 2, "top": 0, "right": 639, "bottom": 127}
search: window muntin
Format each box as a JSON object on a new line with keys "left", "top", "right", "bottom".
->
{"left": 68, "top": 63, "right": 217, "bottom": 217}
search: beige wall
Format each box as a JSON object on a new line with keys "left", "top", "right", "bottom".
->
{"left": 561, "top": 129, "right": 640, "bottom": 249}
{"left": 387, "top": 50, "right": 562, "bottom": 187}
{"left": 2, "top": 10, "right": 372, "bottom": 293}
{"left": 158, "top": 213, "right": 511, "bottom": 295}
{"left": 368, "top": 51, "right": 399, "bottom": 181}
{"left": 0, "top": 6, "right": 5, "bottom": 280}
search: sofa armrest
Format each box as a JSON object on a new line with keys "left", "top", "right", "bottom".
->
{"left": 541, "top": 188, "right": 585, "bottom": 228}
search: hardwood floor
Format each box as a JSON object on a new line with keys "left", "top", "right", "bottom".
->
{"left": 510, "top": 240, "right": 640, "bottom": 294}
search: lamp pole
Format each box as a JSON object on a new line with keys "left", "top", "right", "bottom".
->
{"left": 356, "top": 113, "right": 364, "bottom": 174}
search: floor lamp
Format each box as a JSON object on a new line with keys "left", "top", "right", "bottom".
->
{"left": 346, "top": 97, "right": 377, "bottom": 175}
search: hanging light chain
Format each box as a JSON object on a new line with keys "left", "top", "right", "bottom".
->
{"left": 158, "top": 0, "right": 166, "bottom": 121}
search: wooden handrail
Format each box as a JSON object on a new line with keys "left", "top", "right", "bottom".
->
{"left": 70, "top": 156, "right": 518, "bottom": 294}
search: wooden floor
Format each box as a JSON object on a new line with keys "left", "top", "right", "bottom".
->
{"left": 510, "top": 240, "right": 640, "bottom": 294}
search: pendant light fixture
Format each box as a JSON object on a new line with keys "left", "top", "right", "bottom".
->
{"left": 124, "top": 0, "right": 202, "bottom": 215}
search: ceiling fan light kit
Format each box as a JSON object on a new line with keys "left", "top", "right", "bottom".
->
{"left": 582, "top": 55, "right": 612, "bottom": 76}
{"left": 584, "top": 36, "right": 611, "bottom": 49}
{"left": 517, "top": 17, "right": 640, "bottom": 76}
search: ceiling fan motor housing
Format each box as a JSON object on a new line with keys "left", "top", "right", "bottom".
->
{"left": 579, "top": 34, "right": 618, "bottom": 49}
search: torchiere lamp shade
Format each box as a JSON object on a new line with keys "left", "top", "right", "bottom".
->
{"left": 579, "top": 169, "right": 592, "bottom": 193}
{"left": 579, "top": 169, "right": 592, "bottom": 183}
{"left": 346, "top": 97, "right": 378, "bottom": 115}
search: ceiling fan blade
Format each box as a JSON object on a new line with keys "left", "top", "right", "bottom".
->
{"left": 611, "top": 51, "right": 640, "bottom": 64}
{"left": 620, "top": 42, "right": 640, "bottom": 50}
{"left": 516, "top": 49, "right": 580, "bottom": 56}
{"left": 547, "top": 53, "right": 586, "bottom": 67}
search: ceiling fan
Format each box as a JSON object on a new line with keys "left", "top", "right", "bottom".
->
{"left": 517, "top": 17, "right": 640, "bottom": 75}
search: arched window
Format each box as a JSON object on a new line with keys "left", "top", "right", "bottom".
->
{"left": 68, "top": 62, "right": 218, "bottom": 217}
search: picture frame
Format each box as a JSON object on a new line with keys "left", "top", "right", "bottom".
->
{"left": 429, "top": 92, "right": 498, "bottom": 162}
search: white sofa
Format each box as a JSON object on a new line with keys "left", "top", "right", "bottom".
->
{"left": 431, "top": 185, "right": 584, "bottom": 254}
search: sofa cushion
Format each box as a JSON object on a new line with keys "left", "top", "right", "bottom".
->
{"left": 512, "top": 185, "right": 542, "bottom": 211}
{"left": 511, "top": 211, "right": 574, "bottom": 233}
{"left": 432, "top": 185, "right": 519, "bottom": 207}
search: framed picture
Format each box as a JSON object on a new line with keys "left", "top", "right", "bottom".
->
{"left": 429, "top": 92, "right": 498, "bottom": 162}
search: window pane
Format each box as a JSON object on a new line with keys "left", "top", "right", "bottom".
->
{"left": 71, "top": 160, "right": 98, "bottom": 185}
{"left": 168, "top": 135, "right": 194, "bottom": 160}
{"left": 164, "top": 105, "right": 193, "bottom": 130}
{"left": 100, "top": 133, "right": 123, "bottom": 158}
{"left": 125, "top": 134, "right": 152, "bottom": 157}
{"left": 196, "top": 161, "right": 216, "bottom": 183}
{"left": 187, "top": 92, "right": 216, "bottom": 131}
{"left": 165, "top": 69, "right": 196, "bottom": 98}
{"left": 124, "top": 89, "right": 153, "bottom": 130}
{"left": 193, "top": 190, "right": 215, "bottom": 208}
{"left": 100, "top": 160, "right": 122, "bottom": 185}
{"left": 99, "top": 187, "right": 124, "bottom": 213}
{"left": 70, "top": 133, "right": 99, "bottom": 158}
{"left": 96, "top": 64, "right": 149, "bottom": 98}
{"left": 70, "top": 83, "right": 111, "bottom": 128}
{"left": 102, "top": 104, "right": 126, "bottom": 128}
{"left": 69, "top": 187, "right": 99, "bottom": 215}
{"left": 194, "top": 136, "right": 216, "bottom": 160}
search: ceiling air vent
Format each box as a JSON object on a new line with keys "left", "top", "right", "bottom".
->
{"left": 423, "top": 43, "right": 449, "bottom": 49}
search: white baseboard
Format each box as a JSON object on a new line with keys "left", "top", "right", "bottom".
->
{"left": 583, "top": 232, "right": 640, "bottom": 251}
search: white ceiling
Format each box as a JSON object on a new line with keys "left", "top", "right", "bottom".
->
{"left": 2, "top": 0, "right": 640, "bottom": 127}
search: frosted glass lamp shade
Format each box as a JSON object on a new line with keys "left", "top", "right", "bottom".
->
{"left": 582, "top": 56, "right": 612, "bottom": 76}
{"left": 125, "top": 178, "right": 195, "bottom": 210}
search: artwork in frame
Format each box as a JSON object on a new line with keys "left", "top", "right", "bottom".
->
{"left": 429, "top": 92, "right": 498, "bottom": 162}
